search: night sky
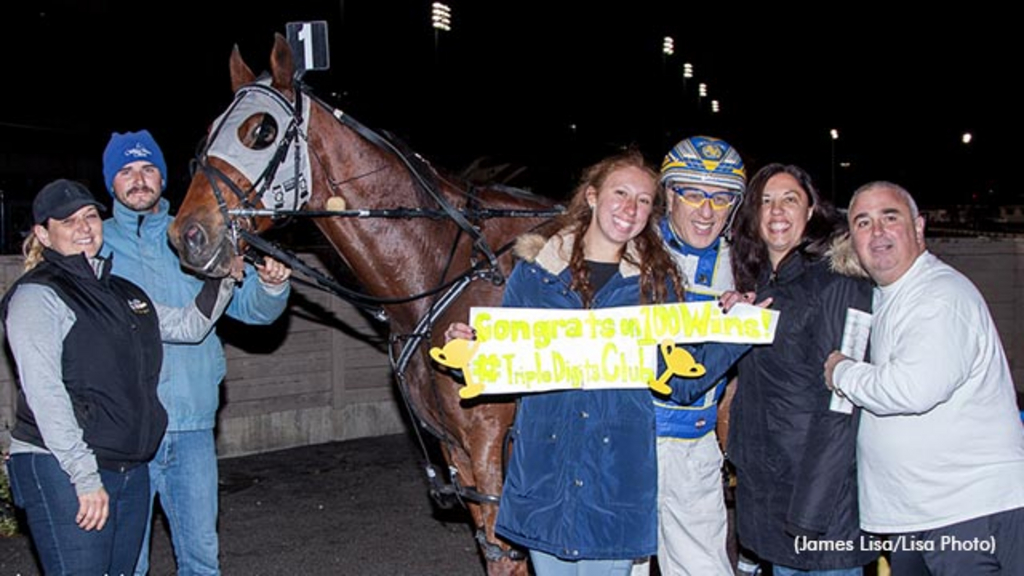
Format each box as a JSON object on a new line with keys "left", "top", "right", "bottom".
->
{"left": 0, "top": 1, "right": 1014, "bottom": 224}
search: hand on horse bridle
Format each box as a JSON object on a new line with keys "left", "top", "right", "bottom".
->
{"left": 228, "top": 256, "right": 246, "bottom": 281}
{"left": 256, "top": 257, "right": 292, "bottom": 286}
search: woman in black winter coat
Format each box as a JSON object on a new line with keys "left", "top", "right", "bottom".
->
{"left": 726, "top": 164, "right": 878, "bottom": 575}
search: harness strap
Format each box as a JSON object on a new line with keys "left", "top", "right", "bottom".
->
{"left": 239, "top": 229, "right": 503, "bottom": 310}
{"left": 239, "top": 230, "right": 388, "bottom": 322}
{"left": 475, "top": 529, "right": 527, "bottom": 562}
{"left": 318, "top": 93, "right": 504, "bottom": 284}
{"left": 226, "top": 207, "right": 566, "bottom": 219}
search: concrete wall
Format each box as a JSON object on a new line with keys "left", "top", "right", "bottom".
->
{"left": 0, "top": 252, "right": 404, "bottom": 458}
{"left": 2, "top": 237, "right": 1022, "bottom": 457}
{"left": 928, "top": 237, "right": 1024, "bottom": 388}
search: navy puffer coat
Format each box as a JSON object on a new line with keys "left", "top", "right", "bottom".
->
{"left": 494, "top": 232, "right": 658, "bottom": 561}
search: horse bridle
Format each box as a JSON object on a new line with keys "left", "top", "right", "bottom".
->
{"left": 191, "top": 77, "right": 311, "bottom": 276}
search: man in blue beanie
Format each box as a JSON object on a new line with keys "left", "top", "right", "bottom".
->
{"left": 101, "top": 129, "right": 292, "bottom": 576}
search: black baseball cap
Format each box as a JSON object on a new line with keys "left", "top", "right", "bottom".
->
{"left": 33, "top": 179, "right": 106, "bottom": 224}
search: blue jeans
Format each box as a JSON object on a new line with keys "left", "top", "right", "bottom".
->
{"left": 529, "top": 550, "right": 636, "bottom": 575}
{"left": 135, "top": 430, "right": 220, "bottom": 576}
{"left": 8, "top": 452, "right": 151, "bottom": 576}
{"left": 773, "top": 566, "right": 862, "bottom": 576}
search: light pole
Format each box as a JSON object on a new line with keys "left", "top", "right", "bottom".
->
{"left": 659, "top": 36, "right": 674, "bottom": 148}
{"left": 961, "top": 132, "right": 974, "bottom": 204}
{"left": 682, "top": 62, "right": 693, "bottom": 107}
{"left": 698, "top": 83, "right": 707, "bottom": 111}
{"left": 431, "top": 2, "right": 452, "bottom": 67}
{"left": 830, "top": 129, "right": 839, "bottom": 197}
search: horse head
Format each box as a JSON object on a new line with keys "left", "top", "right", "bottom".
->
{"left": 170, "top": 34, "right": 307, "bottom": 277}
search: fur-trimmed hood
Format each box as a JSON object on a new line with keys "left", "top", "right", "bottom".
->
{"left": 827, "top": 232, "right": 870, "bottom": 279}
{"left": 512, "top": 230, "right": 642, "bottom": 278}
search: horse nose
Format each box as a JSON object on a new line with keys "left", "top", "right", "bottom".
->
{"left": 183, "top": 223, "right": 208, "bottom": 255}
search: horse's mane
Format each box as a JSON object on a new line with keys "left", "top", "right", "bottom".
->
{"left": 488, "top": 183, "right": 556, "bottom": 205}
{"left": 375, "top": 129, "right": 556, "bottom": 208}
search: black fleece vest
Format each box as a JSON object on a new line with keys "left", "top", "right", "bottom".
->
{"left": 1, "top": 250, "right": 167, "bottom": 470}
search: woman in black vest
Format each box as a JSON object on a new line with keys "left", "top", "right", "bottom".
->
{"left": 2, "top": 179, "right": 236, "bottom": 576}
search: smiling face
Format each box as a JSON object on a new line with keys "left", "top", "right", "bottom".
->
{"left": 582, "top": 165, "right": 657, "bottom": 261}
{"left": 849, "top": 185, "right": 925, "bottom": 286}
{"left": 759, "top": 172, "right": 813, "bottom": 268}
{"left": 35, "top": 205, "right": 104, "bottom": 258}
{"left": 112, "top": 160, "right": 164, "bottom": 213}
{"left": 665, "top": 181, "right": 736, "bottom": 249}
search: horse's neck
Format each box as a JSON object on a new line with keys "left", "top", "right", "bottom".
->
{"left": 309, "top": 117, "right": 464, "bottom": 326}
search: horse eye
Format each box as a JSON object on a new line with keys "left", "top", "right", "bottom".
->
{"left": 238, "top": 113, "right": 279, "bottom": 151}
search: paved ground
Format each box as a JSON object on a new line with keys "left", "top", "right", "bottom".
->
{"left": 0, "top": 431, "right": 902, "bottom": 575}
{"left": 0, "top": 433, "right": 486, "bottom": 576}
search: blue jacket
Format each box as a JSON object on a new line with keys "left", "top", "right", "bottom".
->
{"left": 102, "top": 198, "right": 290, "bottom": 431}
{"left": 494, "top": 233, "right": 659, "bottom": 561}
{"left": 655, "top": 219, "right": 743, "bottom": 439}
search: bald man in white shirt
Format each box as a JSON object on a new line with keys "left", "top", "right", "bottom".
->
{"left": 824, "top": 181, "right": 1024, "bottom": 575}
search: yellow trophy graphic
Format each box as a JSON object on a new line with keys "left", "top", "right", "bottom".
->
{"left": 648, "top": 339, "right": 705, "bottom": 396}
{"left": 430, "top": 339, "right": 484, "bottom": 399}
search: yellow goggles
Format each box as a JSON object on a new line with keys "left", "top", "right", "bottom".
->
{"left": 671, "top": 186, "right": 739, "bottom": 210}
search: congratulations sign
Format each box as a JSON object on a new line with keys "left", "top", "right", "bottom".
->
{"left": 430, "top": 302, "right": 778, "bottom": 397}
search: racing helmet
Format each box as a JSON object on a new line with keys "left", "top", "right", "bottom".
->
{"left": 660, "top": 135, "right": 746, "bottom": 193}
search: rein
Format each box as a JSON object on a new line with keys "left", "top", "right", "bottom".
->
{"left": 229, "top": 207, "right": 565, "bottom": 219}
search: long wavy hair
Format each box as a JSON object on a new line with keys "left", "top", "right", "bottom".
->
{"left": 730, "top": 163, "right": 843, "bottom": 291}
{"left": 552, "top": 148, "right": 685, "bottom": 308}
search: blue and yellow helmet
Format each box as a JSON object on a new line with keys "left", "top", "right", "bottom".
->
{"left": 660, "top": 136, "right": 746, "bottom": 193}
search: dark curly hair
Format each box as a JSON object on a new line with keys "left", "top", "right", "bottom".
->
{"left": 553, "top": 148, "right": 685, "bottom": 308}
{"left": 730, "top": 163, "right": 844, "bottom": 291}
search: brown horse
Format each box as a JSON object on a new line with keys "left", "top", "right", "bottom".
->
{"left": 168, "top": 34, "right": 559, "bottom": 575}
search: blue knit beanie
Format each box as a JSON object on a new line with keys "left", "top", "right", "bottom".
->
{"left": 102, "top": 130, "right": 167, "bottom": 194}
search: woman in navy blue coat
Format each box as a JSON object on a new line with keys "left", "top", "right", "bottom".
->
{"left": 493, "top": 150, "right": 683, "bottom": 574}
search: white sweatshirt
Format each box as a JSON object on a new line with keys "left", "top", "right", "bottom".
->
{"left": 834, "top": 251, "right": 1024, "bottom": 533}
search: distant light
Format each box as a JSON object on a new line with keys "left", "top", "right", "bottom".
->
{"left": 830, "top": 129, "right": 839, "bottom": 140}
{"left": 431, "top": 2, "right": 452, "bottom": 32}
{"left": 662, "top": 36, "right": 675, "bottom": 56}
{"left": 683, "top": 63, "right": 693, "bottom": 79}
{"left": 962, "top": 132, "right": 973, "bottom": 144}
{"left": 711, "top": 100, "right": 720, "bottom": 113}
{"left": 698, "top": 83, "right": 707, "bottom": 97}
{"left": 839, "top": 162, "right": 851, "bottom": 168}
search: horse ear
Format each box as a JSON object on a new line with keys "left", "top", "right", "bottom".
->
{"left": 229, "top": 44, "right": 256, "bottom": 92}
{"left": 269, "top": 33, "right": 295, "bottom": 91}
